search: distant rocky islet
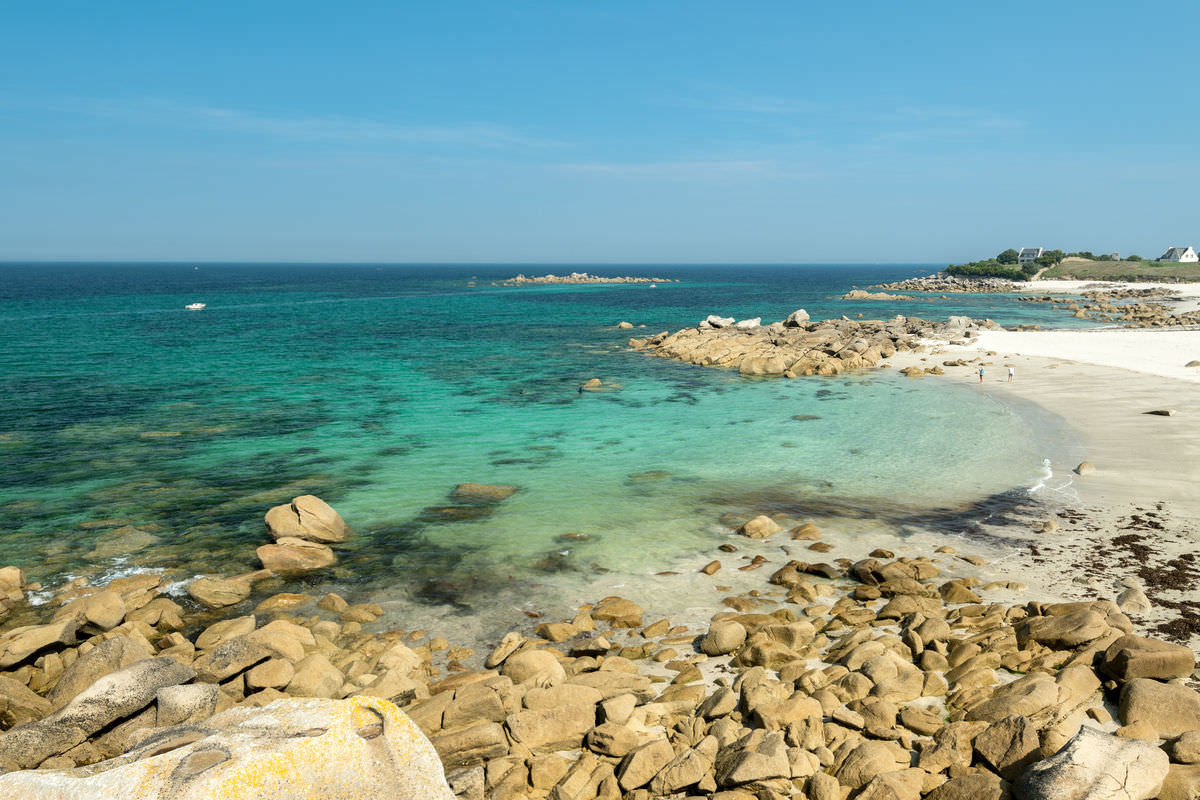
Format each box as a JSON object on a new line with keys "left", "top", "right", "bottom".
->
{"left": 496, "top": 272, "right": 676, "bottom": 286}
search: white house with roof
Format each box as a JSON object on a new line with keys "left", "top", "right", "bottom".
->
{"left": 1017, "top": 247, "right": 1044, "bottom": 264}
{"left": 1157, "top": 246, "right": 1198, "bottom": 263}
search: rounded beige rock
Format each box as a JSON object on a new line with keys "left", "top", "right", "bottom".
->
{"left": 264, "top": 495, "right": 348, "bottom": 544}
{"left": 256, "top": 539, "right": 336, "bottom": 575}
{"left": 737, "top": 515, "right": 781, "bottom": 539}
{"left": 188, "top": 577, "right": 252, "bottom": 610}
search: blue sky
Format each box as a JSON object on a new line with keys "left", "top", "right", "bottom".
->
{"left": 2, "top": 1, "right": 1197, "bottom": 263}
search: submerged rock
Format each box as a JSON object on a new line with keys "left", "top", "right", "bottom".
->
{"left": 450, "top": 484, "right": 518, "bottom": 503}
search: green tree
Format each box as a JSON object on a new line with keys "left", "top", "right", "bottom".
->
{"left": 996, "top": 248, "right": 1020, "bottom": 264}
{"left": 1034, "top": 249, "right": 1066, "bottom": 268}
{"left": 945, "top": 261, "right": 1026, "bottom": 280}
{"left": 1128, "top": 254, "right": 1143, "bottom": 261}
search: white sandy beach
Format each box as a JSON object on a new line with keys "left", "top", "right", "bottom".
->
{"left": 966, "top": 328, "right": 1200, "bottom": 383}
{"left": 1017, "top": 277, "right": 1200, "bottom": 315}
{"left": 879, "top": 306, "right": 1200, "bottom": 646}
{"left": 897, "top": 320, "right": 1200, "bottom": 513}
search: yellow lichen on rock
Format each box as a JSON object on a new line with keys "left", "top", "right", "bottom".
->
{"left": 0, "top": 696, "right": 455, "bottom": 800}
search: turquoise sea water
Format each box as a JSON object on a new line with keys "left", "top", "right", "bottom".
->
{"left": 0, "top": 263, "right": 1091, "bottom": 637}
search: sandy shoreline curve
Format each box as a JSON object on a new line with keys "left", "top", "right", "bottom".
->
{"left": 877, "top": 303, "right": 1200, "bottom": 648}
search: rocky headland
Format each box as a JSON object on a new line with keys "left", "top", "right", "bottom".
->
{"left": 873, "top": 274, "right": 1020, "bottom": 294}
{"left": 1017, "top": 287, "right": 1200, "bottom": 328}
{"left": 1, "top": 496, "right": 1198, "bottom": 799}
{"left": 497, "top": 273, "right": 675, "bottom": 286}
{"left": 628, "top": 311, "right": 997, "bottom": 377}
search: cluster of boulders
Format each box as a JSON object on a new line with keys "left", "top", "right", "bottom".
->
{"left": 0, "top": 564, "right": 440, "bottom": 770}
{"left": 629, "top": 312, "right": 998, "bottom": 378}
{"left": 1017, "top": 289, "right": 1200, "bottom": 328}
{"left": 873, "top": 274, "right": 1019, "bottom": 294}
{"left": 3, "top": 500, "right": 1200, "bottom": 799}
{"left": 185, "top": 495, "right": 349, "bottom": 611}
{"left": 392, "top": 514, "right": 1200, "bottom": 800}
{"left": 498, "top": 274, "right": 673, "bottom": 286}
{"left": 259, "top": 494, "right": 348, "bottom": 573}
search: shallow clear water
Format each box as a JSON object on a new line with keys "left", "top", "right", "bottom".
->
{"left": 0, "top": 263, "right": 1090, "bottom": 636}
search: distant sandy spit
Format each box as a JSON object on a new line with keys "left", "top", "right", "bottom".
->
{"left": 1020, "top": 278, "right": 1200, "bottom": 314}
{"left": 1020, "top": 279, "right": 1200, "bottom": 297}
{"left": 967, "top": 328, "right": 1200, "bottom": 383}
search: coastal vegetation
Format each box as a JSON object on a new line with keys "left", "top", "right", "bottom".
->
{"left": 944, "top": 249, "right": 1200, "bottom": 283}
{"left": 945, "top": 249, "right": 1066, "bottom": 281}
{"left": 1041, "top": 257, "right": 1200, "bottom": 282}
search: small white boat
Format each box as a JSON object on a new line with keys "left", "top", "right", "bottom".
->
{"left": 649, "top": 283, "right": 657, "bottom": 288}
{"left": 185, "top": 303, "right": 207, "bottom": 311}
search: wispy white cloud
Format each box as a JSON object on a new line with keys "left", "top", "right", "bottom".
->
{"left": 50, "top": 97, "right": 562, "bottom": 150}
{"left": 872, "top": 103, "right": 1024, "bottom": 132}
{"left": 558, "top": 159, "right": 781, "bottom": 180}
{"left": 673, "top": 83, "right": 1022, "bottom": 143}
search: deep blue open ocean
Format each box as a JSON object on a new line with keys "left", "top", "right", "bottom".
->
{"left": 0, "top": 263, "right": 1089, "bottom": 640}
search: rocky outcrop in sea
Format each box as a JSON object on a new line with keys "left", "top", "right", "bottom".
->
{"left": 497, "top": 273, "right": 674, "bottom": 286}
{"left": 874, "top": 274, "right": 1020, "bottom": 294}
{"left": 629, "top": 312, "right": 998, "bottom": 377}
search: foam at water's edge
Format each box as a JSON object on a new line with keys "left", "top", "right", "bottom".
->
{"left": 1029, "top": 457, "right": 1081, "bottom": 505}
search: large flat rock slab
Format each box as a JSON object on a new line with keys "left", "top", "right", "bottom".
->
{"left": 0, "top": 697, "right": 454, "bottom": 800}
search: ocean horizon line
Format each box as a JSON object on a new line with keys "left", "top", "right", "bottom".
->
{"left": 0, "top": 259, "right": 945, "bottom": 269}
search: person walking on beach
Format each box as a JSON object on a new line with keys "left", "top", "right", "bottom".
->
{"left": 1008, "top": 366, "right": 1015, "bottom": 382}
{"left": 978, "top": 365, "right": 984, "bottom": 384}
